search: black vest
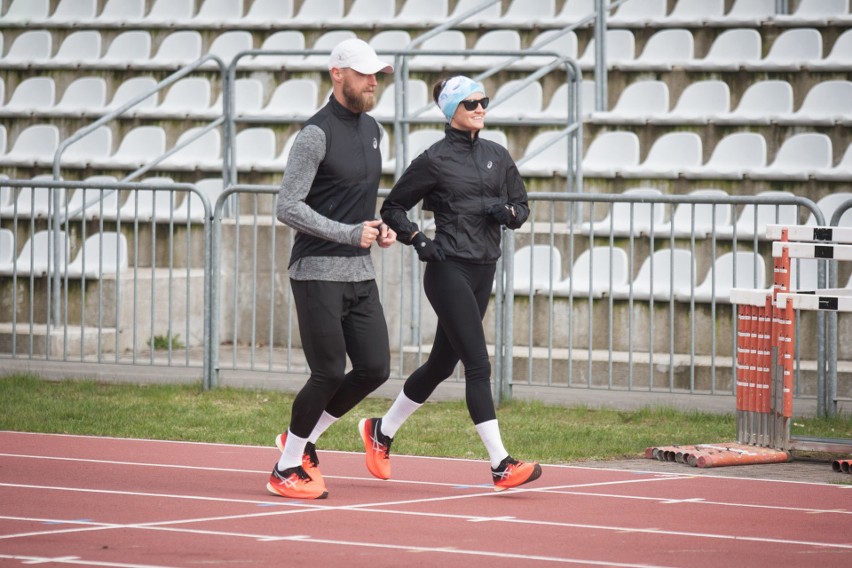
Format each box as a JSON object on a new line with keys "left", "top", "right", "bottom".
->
{"left": 289, "top": 96, "right": 383, "bottom": 267}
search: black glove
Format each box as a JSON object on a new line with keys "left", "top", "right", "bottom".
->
{"left": 411, "top": 232, "right": 445, "bottom": 262}
{"left": 485, "top": 203, "right": 517, "bottom": 226}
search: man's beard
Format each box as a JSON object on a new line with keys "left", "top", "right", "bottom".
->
{"left": 342, "top": 82, "right": 376, "bottom": 113}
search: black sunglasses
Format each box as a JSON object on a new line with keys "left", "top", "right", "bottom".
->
{"left": 460, "top": 97, "right": 490, "bottom": 111}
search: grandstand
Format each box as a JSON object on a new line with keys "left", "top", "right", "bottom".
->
{"left": 0, "top": 0, "right": 849, "bottom": 417}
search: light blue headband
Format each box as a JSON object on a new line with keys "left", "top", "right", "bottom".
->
{"left": 437, "top": 76, "right": 486, "bottom": 123}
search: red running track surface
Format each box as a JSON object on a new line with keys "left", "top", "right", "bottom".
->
{"left": 0, "top": 431, "right": 851, "bottom": 567}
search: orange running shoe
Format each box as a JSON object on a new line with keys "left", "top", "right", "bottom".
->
{"left": 266, "top": 465, "right": 328, "bottom": 500}
{"left": 358, "top": 417, "right": 392, "bottom": 480}
{"left": 491, "top": 456, "right": 542, "bottom": 492}
{"left": 275, "top": 432, "right": 324, "bottom": 487}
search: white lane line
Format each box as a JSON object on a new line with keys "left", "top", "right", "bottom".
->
{"left": 0, "top": 554, "right": 176, "bottom": 567}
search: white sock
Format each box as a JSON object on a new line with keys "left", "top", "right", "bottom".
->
{"left": 475, "top": 419, "right": 510, "bottom": 469}
{"left": 308, "top": 411, "right": 338, "bottom": 444}
{"left": 276, "top": 429, "right": 308, "bottom": 471}
{"left": 381, "top": 392, "right": 422, "bottom": 438}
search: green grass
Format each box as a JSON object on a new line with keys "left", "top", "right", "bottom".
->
{"left": 2, "top": 373, "right": 850, "bottom": 464}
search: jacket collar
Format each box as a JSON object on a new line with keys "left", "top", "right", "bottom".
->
{"left": 444, "top": 124, "right": 480, "bottom": 146}
{"left": 327, "top": 93, "right": 361, "bottom": 122}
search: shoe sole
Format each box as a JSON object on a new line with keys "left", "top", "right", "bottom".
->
{"left": 358, "top": 418, "right": 391, "bottom": 480}
{"left": 275, "top": 433, "right": 325, "bottom": 488}
{"left": 494, "top": 463, "right": 542, "bottom": 492}
{"left": 266, "top": 481, "right": 328, "bottom": 500}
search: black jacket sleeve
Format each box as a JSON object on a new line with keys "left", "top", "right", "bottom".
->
{"left": 503, "top": 161, "right": 529, "bottom": 230}
{"left": 380, "top": 152, "right": 437, "bottom": 245}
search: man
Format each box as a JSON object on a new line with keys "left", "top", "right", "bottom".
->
{"left": 269, "top": 38, "right": 397, "bottom": 500}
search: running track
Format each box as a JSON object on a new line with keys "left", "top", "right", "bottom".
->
{"left": 1, "top": 431, "right": 851, "bottom": 567}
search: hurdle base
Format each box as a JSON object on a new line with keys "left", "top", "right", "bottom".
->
{"left": 645, "top": 443, "right": 792, "bottom": 468}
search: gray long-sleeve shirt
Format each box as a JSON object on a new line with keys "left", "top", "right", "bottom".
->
{"left": 276, "top": 124, "right": 377, "bottom": 282}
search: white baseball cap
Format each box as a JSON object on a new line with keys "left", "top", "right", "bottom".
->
{"left": 328, "top": 38, "right": 394, "bottom": 74}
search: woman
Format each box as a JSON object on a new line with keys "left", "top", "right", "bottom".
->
{"left": 359, "top": 75, "right": 541, "bottom": 491}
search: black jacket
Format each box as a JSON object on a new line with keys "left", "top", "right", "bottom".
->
{"left": 380, "top": 125, "right": 529, "bottom": 264}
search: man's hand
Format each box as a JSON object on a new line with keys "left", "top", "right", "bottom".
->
{"left": 411, "top": 232, "right": 445, "bottom": 262}
{"left": 360, "top": 219, "right": 383, "bottom": 248}
{"left": 377, "top": 223, "right": 397, "bottom": 248}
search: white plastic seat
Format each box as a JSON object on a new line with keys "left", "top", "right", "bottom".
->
{"left": 0, "top": 228, "right": 14, "bottom": 273}
{"left": 500, "top": 0, "right": 555, "bottom": 26}
{"left": 204, "top": 31, "right": 253, "bottom": 68}
{"left": 290, "top": 30, "right": 357, "bottom": 70}
{"left": 210, "top": 78, "right": 265, "bottom": 117}
{"left": 553, "top": 0, "right": 597, "bottom": 25}
{"left": 340, "top": 0, "right": 396, "bottom": 25}
{"left": 2, "top": 230, "right": 69, "bottom": 277}
{"left": 608, "top": 0, "right": 668, "bottom": 26}
{"left": 660, "top": 0, "right": 725, "bottom": 25}
{"left": 774, "top": 81, "right": 852, "bottom": 126}
{"left": 54, "top": 77, "right": 107, "bottom": 116}
{"left": 620, "top": 132, "right": 702, "bottom": 179}
{"left": 93, "top": 125, "right": 166, "bottom": 169}
{"left": 808, "top": 29, "right": 852, "bottom": 71}
{"left": 1, "top": 124, "right": 60, "bottom": 167}
{"left": 194, "top": 0, "right": 243, "bottom": 24}
{"left": 97, "top": 0, "right": 146, "bottom": 23}
{"left": 3, "top": 177, "right": 66, "bottom": 219}
{"left": 409, "top": 31, "right": 467, "bottom": 71}
{"left": 66, "top": 232, "right": 129, "bottom": 279}
{"left": 512, "top": 244, "right": 562, "bottom": 295}
{"left": 448, "top": 0, "right": 502, "bottom": 26}
{"left": 536, "top": 79, "right": 595, "bottom": 120}
{"left": 712, "top": 80, "right": 794, "bottom": 125}
{"left": 242, "top": 0, "right": 294, "bottom": 25}
{"left": 703, "top": 0, "right": 775, "bottom": 26}
{"left": 62, "top": 126, "right": 113, "bottom": 168}
{"left": 99, "top": 31, "right": 152, "bottom": 66}
{"left": 718, "top": 191, "right": 799, "bottom": 239}
{"left": 385, "top": 129, "right": 444, "bottom": 173}
{"left": 479, "top": 129, "right": 508, "bottom": 149}
{"left": 617, "top": 29, "right": 694, "bottom": 70}
{"left": 372, "top": 79, "right": 433, "bottom": 122}
{"left": 395, "top": 0, "right": 448, "bottom": 25}
{"left": 369, "top": 30, "right": 411, "bottom": 59}
{"left": 234, "top": 128, "right": 277, "bottom": 170}
{"left": 681, "top": 132, "right": 767, "bottom": 180}
{"left": 647, "top": 80, "right": 729, "bottom": 125}
{"left": 145, "top": 0, "right": 194, "bottom": 22}
{"left": 4, "top": 77, "right": 56, "bottom": 115}
{"left": 553, "top": 247, "right": 630, "bottom": 298}
{"left": 147, "top": 31, "right": 203, "bottom": 67}
{"left": 512, "top": 29, "right": 579, "bottom": 71}
{"left": 612, "top": 249, "right": 696, "bottom": 301}
{"left": 581, "top": 131, "right": 641, "bottom": 178}
{"left": 143, "top": 77, "right": 211, "bottom": 118}
{"left": 749, "top": 133, "right": 833, "bottom": 181}
{"left": 51, "top": 30, "right": 102, "bottom": 65}
{"left": 113, "top": 178, "right": 177, "bottom": 222}
{"left": 684, "top": 28, "right": 761, "bottom": 71}
{"left": 744, "top": 28, "right": 823, "bottom": 71}
{"left": 257, "top": 79, "right": 319, "bottom": 119}
{"left": 653, "top": 189, "right": 734, "bottom": 238}
{"left": 588, "top": 80, "right": 669, "bottom": 125}
{"left": 487, "top": 80, "right": 544, "bottom": 120}
{"left": 579, "top": 188, "right": 667, "bottom": 237}
{"left": 772, "top": 0, "right": 849, "bottom": 25}
{"left": 64, "top": 176, "right": 122, "bottom": 221}
{"left": 578, "top": 29, "right": 635, "bottom": 69}
{"left": 249, "top": 31, "right": 305, "bottom": 69}
{"left": 1, "top": 0, "right": 49, "bottom": 22}
{"left": 4, "top": 30, "right": 52, "bottom": 65}
{"left": 273, "top": 131, "right": 301, "bottom": 170}
{"left": 813, "top": 143, "right": 852, "bottom": 182}
{"left": 106, "top": 77, "right": 158, "bottom": 113}
{"left": 678, "top": 251, "right": 766, "bottom": 303}
{"left": 160, "top": 128, "right": 222, "bottom": 170}
{"left": 173, "top": 178, "right": 223, "bottom": 222}
{"left": 517, "top": 130, "right": 572, "bottom": 177}
{"left": 293, "top": 0, "right": 345, "bottom": 25}
{"left": 49, "top": 0, "right": 97, "bottom": 22}
{"left": 805, "top": 192, "right": 852, "bottom": 227}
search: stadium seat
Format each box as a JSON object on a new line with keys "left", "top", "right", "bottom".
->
{"left": 369, "top": 30, "right": 412, "bottom": 60}
{"left": 91, "top": 126, "right": 166, "bottom": 169}
{"left": 553, "top": 0, "right": 597, "bottom": 25}
{"left": 536, "top": 79, "right": 595, "bottom": 120}
{"left": 290, "top": 30, "right": 356, "bottom": 70}
{"left": 808, "top": 28, "right": 852, "bottom": 71}
{"left": 340, "top": 0, "right": 396, "bottom": 25}
{"left": 772, "top": 0, "right": 849, "bottom": 25}
{"left": 293, "top": 0, "right": 345, "bottom": 25}
{"left": 813, "top": 143, "right": 852, "bottom": 182}
{"left": 588, "top": 80, "right": 669, "bottom": 125}
{"left": 256, "top": 79, "right": 319, "bottom": 120}
{"left": 659, "top": 0, "right": 725, "bottom": 25}
{"left": 647, "top": 80, "right": 729, "bottom": 124}
{"left": 1, "top": 176, "right": 65, "bottom": 219}
{"left": 3, "top": 30, "right": 52, "bottom": 65}
{"left": 97, "top": 0, "right": 146, "bottom": 23}
{"left": 242, "top": 0, "right": 294, "bottom": 25}
{"left": 409, "top": 30, "right": 467, "bottom": 71}
{"left": 617, "top": 29, "right": 694, "bottom": 70}
{"left": 774, "top": 81, "right": 852, "bottom": 126}
{"left": 1, "top": 230, "right": 69, "bottom": 277}
{"left": 112, "top": 179, "right": 177, "bottom": 222}
{"left": 487, "top": 79, "right": 544, "bottom": 120}
{"left": 54, "top": 77, "right": 107, "bottom": 116}
{"left": 608, "top": 0, "right": 668, "bottom": 26}
{"left": 372, "top": 79, "right": 434, "bottom": 122}
{"left": 653, "top": 189, "right": 733, "bottom": 238}
{"left": 448, "top": 0, "right": 502, "bottom": 26}
{"left": 62, "top": 126, "right": 113, "bottom": 168}
{"left": 210, "top": 78, "right": 265, "bottom": 117}
{"left": 681, "top": 132, "right": 767, "bottom": 180}
{"left": 234, "top": 128, "right": 277, "bottom": 171}
{"left": 581, "top": 131, "right": 641, "bottom": 177}
{"left": 138, "top": 77, "right": 211, "bottom": 118}
{"left": 395, "top": 0, "right": 449, "bottom": 25}
{"left": 1, "top": 124, "right": 60, "bottom": 167}
{"left": 718, "top": 191, "right": 799, "bottom": 239}
{"left": 479, "top": 129, "right": 508, "bottom": 149}
{"left": 98, "top": 31, "right": 152, "bottom": 66}
{"left": 512, "top": 244, "right": 562, "bottom": 295}
{"left": 203, "top": 31, "right": 254, "bottom": 68}
{"left": 620, "top": 132, "right": 702, "bottom": 178}
{"left": 66, "top": 232, "right": 129, "bottom": 279}
{"left": 804, "top": 192, "right": 852, "bottom": 227}
{"left": 552, "top": 246, "right": 630, "bottom": 298}
{"left": 1, "top": 0, "right": 49, "bottom": 23}
{"left": 384, "top": 129, "right": 444, "bottom": 173}
{"left": 273, "top": 131, "right": 300, "bottom": 170}
{"left": 0, "top": 128, "right": 6, "bottom": 157}
{"left": 577, "top": 29, "right": 635, "bottom": 69}
{"left": 612, "top": 248, "right": 696, "bottom": 301}
{"left": 106, "top": 77, "right": 158, "bottom": 113}
{"left": 578, "top": 188, "right": 668, "bottom": 237}
{"left": 744, "top": 28, "right": 823, "bottom": 71}
{"left": 517, "top": 130, "right": 571, "bottom": 177}
{"left": 500, "top": 0, "right": 556, "bottom": 27}
{"left": 749, "top": 133, "right": 833, "bottom": 180}
{"left": 145, "top": 31, "right": 203, "bottom": 67}
{"left": 52, "top": 31, "right": 102, "bottom": 66}
{"left": 160, "top": 128, "right": 222, "bottom": 171}
{"left": 512, "top": 29, "right": 579, "bottom": 71}
{"left": 145, "top": 0, "right": 194, "bottom": 23}
{"left": 711, "top": 80, "right": 794, "bottom": 125}
{"left": 49, "top": 0, "right": 97, "bottom": 23}
{"left": 193, "top": 0, "right": 243, "bottom": 24}
{"left": 679, "top": 251, "right": 766, "bottom": 303}
{"left": 3, "top": 77, "right": 56, "bottom": 116}
{"left": 249, "top": 30, "right": 306, "bottom": 69}
{"left": 454, "top": 30, "right": 520, "bottom": 71}
{"left": 0, "top": 228, "right": 14, "bottom": 273}
{"left": 703, "top": 0, "right": 775, "bottom": 26}
{"left": 64, "top": 176, "right": 122, "bottom": 221}
{"left": 684, "top": 28, "right": 762, "bottom": 71}
{"left": 173, "top": 178, "right": 223, "bottom": 222}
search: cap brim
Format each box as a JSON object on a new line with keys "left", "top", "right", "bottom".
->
{"left": 351, "top": 60, "right": 394, "bottom": 74}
